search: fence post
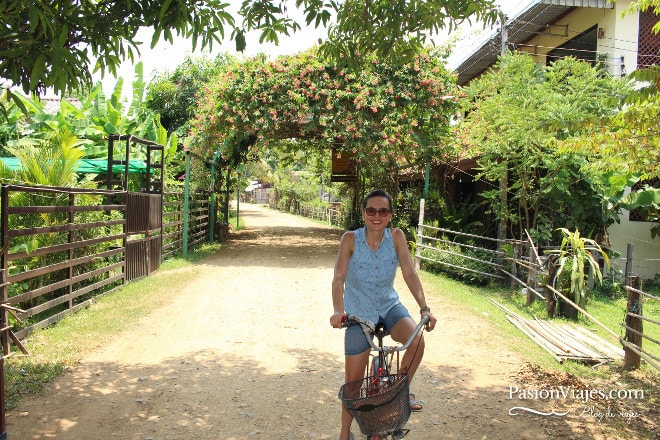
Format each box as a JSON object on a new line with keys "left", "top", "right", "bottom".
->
{"left": 623, "top": 275, "right": 643, "bottom": 369}
{"left": 624, "top": 243, "right": 634, "bottom": 280}
{"left": 526, "top": 242, "right": 537, "bottom": 305}
{"left": 507, "top": 241, "right": 519, "bottom": 289}
{"left": 415, "top": 199, "right": 425, "bottom": 271}
{"left": 68, "top": 193, "right": 75, "bottom": 308}
{"left": 0, "top": 185, "right": 8, "bottom": 440}
{"left": 183, "top": 149, "right": 191, "bottom": 258}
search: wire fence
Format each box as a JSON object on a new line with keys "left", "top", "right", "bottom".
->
{"left": 413, "top": 198, "right": 659, "bottom": 371}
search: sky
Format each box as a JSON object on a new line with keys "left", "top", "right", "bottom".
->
{"left": 95, "top": 10, "right": 328, "bottom": 97}
{"left": 95, "top": 0, "right": 531, "bottom": 99}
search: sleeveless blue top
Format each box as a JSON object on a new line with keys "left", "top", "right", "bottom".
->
{"left": 344, "top": 227, "right": 400, "bottom": 323}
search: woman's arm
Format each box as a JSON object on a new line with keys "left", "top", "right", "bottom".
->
{"left": 392, "top": 228, "right": 437, "bottom": 330}
{"left": 330, "top": 231, "right": 354, "bottom": 328}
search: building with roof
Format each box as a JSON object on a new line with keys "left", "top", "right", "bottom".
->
{"left": 448, "top": 0, "right": 655, "bottom": 85}
{"left": 445, "top": 0, "right": 660, "bottom": 280}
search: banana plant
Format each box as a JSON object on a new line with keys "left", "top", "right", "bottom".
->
{"left": 2, "top": 62, "right": 176, "bottom": 165}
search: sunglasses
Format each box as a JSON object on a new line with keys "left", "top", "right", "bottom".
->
{"left": 364, "top": 207, "right": 392, "bottom": 217}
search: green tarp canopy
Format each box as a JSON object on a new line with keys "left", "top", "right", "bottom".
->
{"left": 0, "top": 157, "right": 147, "bottom": 174}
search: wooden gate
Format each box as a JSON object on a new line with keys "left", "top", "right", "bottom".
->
{"left": 125, "top": 192, "right": 162, "bottom": 281}
{"left": 106, "top": 134, "right": 165, "bottom": 281}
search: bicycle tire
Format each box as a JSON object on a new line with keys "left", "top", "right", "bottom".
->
{"left": 368, "top": 356, "right": 380, "bottom": 395}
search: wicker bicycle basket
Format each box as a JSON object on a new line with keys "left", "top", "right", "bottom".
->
{"left": 338, "top": 373, "right": 411, "bottom": 436}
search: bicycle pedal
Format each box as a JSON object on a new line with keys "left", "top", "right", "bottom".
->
{"left": 393, "top": 428, "right": 409, "bottom": 439}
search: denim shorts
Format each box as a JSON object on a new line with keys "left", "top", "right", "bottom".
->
{"left": 344, "top": 302, "right": 411, "bottom": 356}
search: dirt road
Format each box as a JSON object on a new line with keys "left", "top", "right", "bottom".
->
{"left": 6, "top": 203, "right": 656, "bottom": 439}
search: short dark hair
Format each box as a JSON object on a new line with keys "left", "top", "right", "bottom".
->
{"left": 362, "top": 189, "right": 393, "bottom": 212}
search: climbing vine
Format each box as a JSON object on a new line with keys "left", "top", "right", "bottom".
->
{"left": 191, "top": 48, "right": 460, "bottom": 176}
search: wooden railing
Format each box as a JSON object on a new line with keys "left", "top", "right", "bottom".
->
{"left": 0, "top": 184, "right": 127, "bottom": 340}
{"left": 162, "top": 188, "right": 212, "bottom": 260}
{"left": 0, "top": 184, "right": 214, "bottom": 341}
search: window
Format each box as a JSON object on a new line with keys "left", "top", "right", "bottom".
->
{"left": 547, "top": 25, "right": 598, "bottom": 65}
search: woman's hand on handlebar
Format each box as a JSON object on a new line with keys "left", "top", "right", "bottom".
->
{"left": 330, "top": 311, "right": 346, "bottom": 329}
{"left": 422, "top": 310, "right": 437, "bottom": 332}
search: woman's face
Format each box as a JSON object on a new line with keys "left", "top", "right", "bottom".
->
{"left": 362, "top": 196, "right": 392, "bottom": 230}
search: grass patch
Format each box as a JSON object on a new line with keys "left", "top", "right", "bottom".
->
{"left": 419, "top": 271, "right": 565, "bottom": 371}
{"left": 3, "top": 243, "right": 221, "bottom": 410}
{"left": 228, "top": 209, "right": 244, "bottom": 231}
{"left": 420, "top": 270, "right": 659, "bottom": 395}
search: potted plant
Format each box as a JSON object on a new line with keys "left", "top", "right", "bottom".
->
{"left": 546, "top": 228, "right": 609, "bottom": 319}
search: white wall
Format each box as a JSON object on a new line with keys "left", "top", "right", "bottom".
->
{"left": 518, "top": 0, "right": 638, "bottom": 77}
{"left": 607, "top": 214, "right": 660, "bottom": 281}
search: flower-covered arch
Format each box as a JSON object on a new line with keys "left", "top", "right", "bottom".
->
{"left": 192, "top": 48, "right": 461, "bottom": 181}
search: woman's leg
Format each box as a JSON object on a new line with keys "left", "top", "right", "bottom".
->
{"left": 340, "top": 350, "right": 370, "bottom": 440}
{"left": 391, "top": 316, "right": 426, "bottom": 410}
{"left": 390, "top": 316, "right": 425, "bottom": 382}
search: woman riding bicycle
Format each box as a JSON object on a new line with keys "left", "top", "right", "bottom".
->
{"left": 330, "top": 189, "right": 437, "bottom": 440}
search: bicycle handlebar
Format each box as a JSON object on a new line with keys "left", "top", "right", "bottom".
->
{"left": 341, "top": 313, "right": 431, "bottom": 353}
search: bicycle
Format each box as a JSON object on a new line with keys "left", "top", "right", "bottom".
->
{"left": 338, "top": 314, "right": 430, "bottom": 440}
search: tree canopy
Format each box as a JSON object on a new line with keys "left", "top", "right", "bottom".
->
{"left": 190, "top": 48, "right": 460, "bottom": 177}
{"left": 0, "top": 0, "right": 498, "bottom": 97}
{"left": 146, "top": 53, "right": 236, "bottom": 137}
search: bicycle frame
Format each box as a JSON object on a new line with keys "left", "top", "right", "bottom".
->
{"left": 344, "top": 314, "right": 430, "bottom": 353}
{"left": 343, "top": 314, "right": 430, "bottom": 382}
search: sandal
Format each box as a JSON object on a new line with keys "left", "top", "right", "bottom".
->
{"left": 409, "top": 393, "right": 424, "bottom": 412}
{"left": 338, "top": 432, "right": 354, "bottom": 440}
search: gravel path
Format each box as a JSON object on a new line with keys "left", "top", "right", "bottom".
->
{"left": 6, "top": 203, "right": 652, "bottom": 439}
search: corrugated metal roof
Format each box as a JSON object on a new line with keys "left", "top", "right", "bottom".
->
{"left": 447, "top": 0, "right": 614, "bottom": 85}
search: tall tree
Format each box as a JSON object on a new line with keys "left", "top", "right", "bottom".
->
{"left": 146, "top": 54, "right": 237, "bottom": 136}
{"left": 0, "top": 0, "right": 498, "bottom": 98}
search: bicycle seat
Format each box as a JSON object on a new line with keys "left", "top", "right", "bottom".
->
{"left": 374, "top": 322, "right": 389, "bottom": 337}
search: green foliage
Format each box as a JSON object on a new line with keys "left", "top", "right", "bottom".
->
{"left": 420, "top": 237, "right": 495, "bottom": 286}
{"left": 457, "top": 53, "right": 630, "bottom": 245}
{"left": 559, "top": 65, "right": 660, "bottom": 181}
{"left": 317, "top": 0, "right": 500, "bottom": 68}
{"left": 0, "top": 1, "right": 236, "bottom": 96}
{"left": 1, "top": 132, "right": 84, "bottom": 186}
{"left": 546, "top": 228, "right": 610, "bottom": 314}
{"left": 192, "top": 48, "right": 460, "bottom": 178}
{"left": 1, "top": 0, "right": 499, "bottom": 99}
{"left": 260, "top": 143, "right": 349, "bottom": 214}
{"left": 147, "top": 54, "right": 237, "bottom": 137}
{"left": 0, "top": 63, "right": 177, "bottom": 189}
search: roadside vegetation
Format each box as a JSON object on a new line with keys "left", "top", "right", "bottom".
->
{"left": 3, "top": 243, "right": 221, "bottom": 410}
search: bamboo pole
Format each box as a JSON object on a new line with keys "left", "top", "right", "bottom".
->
{"left": 505, "top": 315, "right": 564, "bottom": 363}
